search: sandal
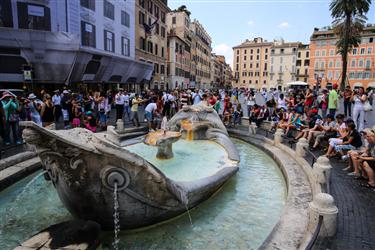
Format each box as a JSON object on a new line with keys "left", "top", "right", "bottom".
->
{"left": 360, "top": 183, "right": 375, "bottom": 189}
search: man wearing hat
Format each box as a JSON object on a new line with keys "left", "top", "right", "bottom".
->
{"left": 52, "top": 89, "right": 62, "bottom": 123}
{"left": 26, "top": 93, "right": 42, "bottom": 126}
{"left": 328, "top": 83, "right": 339, "bottom": 117}
{"left": 61, "top": 90, "right": 71, "bottom": 129}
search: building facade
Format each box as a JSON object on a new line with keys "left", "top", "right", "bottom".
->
{"left": 309, "top": 25, "right": 375, "bottom": 89}
{"left": 270, "top": 40, "right": 300, "bottom": 89}
{"left": 0, "top": 0, "right": 152, "bottom": 88}
{"left": 232, "top": 37, "right": 272, "bottom": 89}
{"left": 295, "top": 44, "right": 310, "bottom": 83}
{"left": 166, "top": 10, "right": 192, "bottom": 89}
{"left": 191, "top": 20, "right": 212, "bottom": 89}
{"left": 135, "top": 0, "right": 170, "bottom": 90}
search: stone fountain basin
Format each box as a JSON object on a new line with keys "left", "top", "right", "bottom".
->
{"left": 125, "top": 139, "right": 237, "bottom": 182}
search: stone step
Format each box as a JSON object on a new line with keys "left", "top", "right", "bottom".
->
{"left": 0, "top": 157, "right": 41, "bottom": 191}
{"left": 0, "top": 151, "right": 37, "bottom": 171}
{"left": 122, "top": 126, "right": 148, "bottom": 133}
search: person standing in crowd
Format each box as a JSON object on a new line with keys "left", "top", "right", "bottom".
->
{"left": 328, "top": 84, "right": 339, "bottom": 117}
{"left": 192, "top": 89, "right": 201, "bottom": 105}
{"left": 130, "top": 94, "right": 143, "bottom": 127}
{"left": 318, "top": 89, "right": 329, "bottom": 118}
{"left": 52, "top": 89, "right": 62, "bottom": 123}
{"left": 343, "top": 86, "right": 352, "bottom": 117}
{"left": 97, "top": 92, "right": 109, "bottom": 131}
{"left": 115, "top": 89, "right": 125, "bottom": 121}
{"left": 40, "top": 94, "right": 55, "bottom": 127}
{"left": 351, "top": 87, "right": 367, "bottom": 132}
{"left": 1, "top": 92, "right": 21, "bottom": 145}
{"left": 123, "top": 91, "right": 131, "bottom": 122}
{"left": 246, "top": 92, "right": 255, "bottom": 117}
{"left": 0, "top": 99, "right": 5, "bottom": 143}
{"left": 61, "top": 90, "right": 71, "bottom": 129}
{"left": 145, "top": 97, "right": 158, "bottom": 132}
{"left": 25, "top": 93, "right": 42, "bottom": 126}
{"left": 277, "top": 93, "right": 287, "bottom": 111}
{"left": 304, "top": 88, "right": 314, "bottom": 115}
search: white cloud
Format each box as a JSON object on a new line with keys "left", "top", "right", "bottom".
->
{"left": 213, "top": 43, "right": 233, "bottom": 66}
{"left": 278, "top": 22, "right": 290, "bottom": 29}
{"left": 247, "top": 20, "right": 255, "bottom": 26}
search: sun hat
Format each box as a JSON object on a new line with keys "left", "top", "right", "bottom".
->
{"left": 53, "top": 89, "right": 60, "bottom": 93}
{"left": 1, "top": 92, "right": 13, "bottom": 100}
{"left": 63, "top": 90, "right": 69, "bottom": 94}
{"left": 28, "top": 93, "right": 37, "bottom": 99}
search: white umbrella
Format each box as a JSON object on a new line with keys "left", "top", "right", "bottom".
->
{"left": 286, "top": 81, "right": 308, "bottom": 86}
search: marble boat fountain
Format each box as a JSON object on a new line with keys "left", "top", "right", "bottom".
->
{"left": 21, "top": 104, "right": 240, "bottom": 230}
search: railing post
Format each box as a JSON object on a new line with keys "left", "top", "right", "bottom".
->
{"left": 116, "top": 119, "right": 124, "bottom": 132}
{"left": 296, "top": 138, "right": 308, "bottom": 157}
{"left": 312, "top": 156, "right": 332, "bottom": 191}
{"left": 248, "top": 122, "right": 257, "bottom": 135}
{"left": 274, "top": 128, "right": 283, "bottom": 145}
{"left": 308, "top": 193, "right": 338, "bottom": 237}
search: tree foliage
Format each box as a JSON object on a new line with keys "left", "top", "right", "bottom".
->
{"left": 329, "top": 0, "right": 371, "bottom": 90}
{"left": 176, "top": 5, "right": 191, "bottom": 16}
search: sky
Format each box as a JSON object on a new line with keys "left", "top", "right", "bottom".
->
{"left": 168, "top": 0, "right": 375, "bottom": 67}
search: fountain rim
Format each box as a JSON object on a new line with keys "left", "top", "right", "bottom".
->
{"left": 229, "top": 133, "right": 315, "bottom": 250}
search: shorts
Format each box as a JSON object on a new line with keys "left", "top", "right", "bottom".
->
{"left": 145, "top": 112, "right": 153, "bottom": 122}
{"left": 62, "top": 109, "right": 69, "bottom": 121}
{"left": 334, "top": 144, "right": 355, "bottom": 152}
{"left": 329, "top": 138, "right": 343, "bottom": 147}
{"left": 366, "top": 160, "right": 375, "bottom": 170}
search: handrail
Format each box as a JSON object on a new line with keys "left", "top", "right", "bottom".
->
{"left": 305, "top": 215, "right": 324, "bottom": 250}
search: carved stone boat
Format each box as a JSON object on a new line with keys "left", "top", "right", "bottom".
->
{"left": 21, "top": 105, "right": 240, "bottom": 230}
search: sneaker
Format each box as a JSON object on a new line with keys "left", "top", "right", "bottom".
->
{"left": 347, "top": 172, "right": 360, "bottom": 177}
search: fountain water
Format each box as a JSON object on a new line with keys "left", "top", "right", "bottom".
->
{"left": 181, "top": 120, "right": 194, "bottom": 141}
{"left": 112, "top": 182, "right": 120, "bottom": 250}
{"left": 1, "top": 171, "right": 46, "bottom": 227}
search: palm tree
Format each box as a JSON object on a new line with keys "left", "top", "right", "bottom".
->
{"left": 330, "top": 0, "right": 371, "bottom": 90}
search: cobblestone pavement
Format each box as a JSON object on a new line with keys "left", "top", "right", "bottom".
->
{"left": 314, "top": 155, "right": 375, "bottom": 250}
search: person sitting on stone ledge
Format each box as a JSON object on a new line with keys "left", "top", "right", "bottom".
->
{"left": 325, "top": 122, "right": 362, "bottom": 158}
{"left": 359, "top": 129, "right": 375, "bottom": 189}
{"left": 284, "top": 109, "right": 304, "bottom": 137}
{"left": 309, "top": 114, "right": 337, "bottom": 149}
{"left": 343, "top": 128, "right": 375, "bottom": 179}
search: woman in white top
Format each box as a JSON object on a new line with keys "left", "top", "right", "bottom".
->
{"left": 246, "top": 93, "right": 255, "bottom": 117}
{"left": 351, "top": 87, "right": 367, "bottom": 132}
{"left": 277, "top": 93, "right": 287, "bottom": 110}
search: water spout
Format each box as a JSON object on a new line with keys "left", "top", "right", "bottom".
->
{"left": 185, "top": 203, "right": 193, "bottom": 227}
{"left": 112, "top": 182, "right": 120, "bottom": 250}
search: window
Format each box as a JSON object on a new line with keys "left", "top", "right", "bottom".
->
{"left": 154, "top": 63, "right": 159, "bottom": 74}
{"left": 155, "top": 23, "right": 159, "bottom": 35}
{"left": 250, "top": 49, "right": 253, "bottom": 54}
{"left": 139, "top": 11, "right": 145, "bottom": 24}
{"left": 160, "top": 65, "right": 165, "bottom": 74}
{"left": 280, "top": 57, "right": 283, "bottom": 63}
{"left": 360, "top": 48, "right": 365, "bottom": 54}
{"left": 353, "top": 48, "right": 357, "bottom": 55}
{"left": 244, "top": 50, "right": 247, "bottom": 54}
{"left": 368, "top": 47, "right": 373, "bottom": 54}
{"left": 320, "top": 61, "right": 325, "bottom": 69}
{"left": 155, "top": 44, "right": 158, "bottom": 55}
{"left": 315, "top": 50, "right": 320, "bottom": 57}
{"left": 80, "top": 0, "right": 95, "bottom": 11}
{"left": 314, "top": 61, "right": 319, "bottom": 69}
{"left": 328, "top": 71, "right": 333, "bottom": 79}
{"left": 330, "top": 49, "right": 334, "bottom": 56}
{"left": 161, "top": 11, "right": 166, "bottom": 23}
{"left": 148, "top": 1, "right": 153, "bottom": 14}
{"left": 351, "top": 59, "right": 356, "bottom": 68}
{"left": 81, "top": 21, "right": 96, "bottom": 48}
{"left": 161, "top": 26, "right": 166, "bottom": 38}
{"left": 358, "top": 59, "right": 364, "bottom": 67}
{"left": 280, "top": 49, "right": 284, "bottom": 54}
{"left": 244, "top": 56, "right": 247, "bottom": 60}
{"left": 243, "top": 64, "right": 246, "bottom": 68}
{"left": 139, "top": 36, "right": 146, "bottom": 50}
{"left": 336, "top": 60, "right": 341, "bottom": 68}
{"left": 257, "top": 49, "right": 260, "bottom": 54}
{"left": 139, "top": 0, "right": 145, "bottom": 8}
{"left": 121, "top": 11, "right": 130, "bottom": 27}
{"left": 104, "top": 0, "right": 114, "bottom": 20}
{"left": 322, "top": 50, "right": 326, "bottom": 56}
{"left": 298, "top": 52, "right": 301, "bottom": 58}
{"left": 17, "top": 3, "right": 51, "bottom": 31}
{"left": 121, "top": 37, "right": 130, "bottom": 56}
{"left": 161, "top": 47, "right": 165, "bottom": 58}
{"left": 250, "top": 63, "right": 253, "bottom": 68}
{"left": 0, "top": 0, "right": 13, "bottom": 27}
{"left": 104, "top": 30, "right": 114, "bottom": 52}
{"left": 256, "top": 55, "right": 259, "bottom": 60}
{"left": 366, "top": 59, "right": 371, "bottom": 68}
{"left": 172, "top": 17, "right": 176, "bottom": 24}
{"left": 306, "top": 51, "right": 309, "bottom": 58}
{"left": 329, "top": 60, "right": 333, "bottom": 68}
{"left": 147, "top": 41, "right": 153, "bottom": 53}
{"left": 154, "top": 5, "right": 159, "bottom": 18}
